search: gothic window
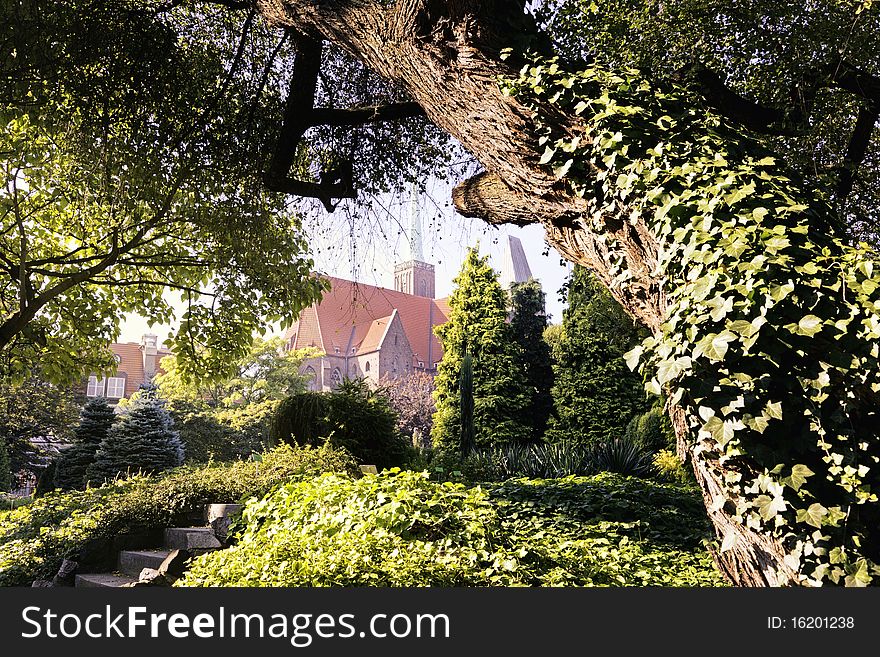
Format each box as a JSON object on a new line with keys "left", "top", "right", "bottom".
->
{"left": 304, "top": 366, "right": 318, "bottom": 391}
{"left": 394, "top": 334, "right": 399, "bottom": 346}
{"left": 365, "top": 361, "right": 371, "bottom": 372}
{"left": 420, "top": 280, "right": 427, "bottom": 296}
{"left": 331, "top": 368, "right": 343, "bottom": 387}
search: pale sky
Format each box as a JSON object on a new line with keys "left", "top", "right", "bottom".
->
{"left": 118, "top": 184, "right": 572, "bottom": 344}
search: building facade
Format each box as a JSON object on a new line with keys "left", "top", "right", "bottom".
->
{"left": 83, "top": 333, "right": 170, "bottom": 404}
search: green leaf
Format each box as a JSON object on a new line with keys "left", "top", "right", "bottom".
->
{"left": 538, "top": 146, "right": 556, "bottom": 165}
{"left": 623, "top": 345, "right": 643, "bottom": 371}
{"left": 764, "top": 401, "right": 783, "bottom": 420}
{"left": 695, "top": 330, "right": 737, "bottom": 361}
{"left": 796, "top": 314, "right": 823, "bottom": 337}
{"left": 797, "top": 502, "right": 828, "bottom": 529}
{"left": 754, "top": 494, "right": 786, "bottom": 521}
{"left": 787, "top": 464, "right": 815, "bottom": 491}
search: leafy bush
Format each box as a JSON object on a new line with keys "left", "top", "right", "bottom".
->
{"left": 271, "top": 379, "right": 409, "bottom": 470}
{"left": 654, "top": 449, "right": 695, "bottom": 485}
{"left": 0, "top": 444, "right": 357, "bottom": 587}
{"left": 623, "top": 407, "right": 676, "bottom": 454}
{"left": 168, "top": 400, "right": 267, "bottom": 463}
{"left": 178, "top": 470, "right": 724, "bottom": 587}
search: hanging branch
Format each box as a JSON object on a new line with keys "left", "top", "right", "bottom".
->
{"left": 264, "top": 32, "right": 426, "bottom": 212}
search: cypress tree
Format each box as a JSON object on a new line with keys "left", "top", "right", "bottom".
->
{"left": 0, "top": 435, "right": 11, "bottom": 492}
{"left": 88, "top": 386, "right": 184, "bottom": 482}
{"left": 54, "top": 396, "right": 116, "bottom": 490}
{"left": 546, "top": 266, "right": 649, "bottom": 446}
{"left": 508, "top": 280, "right": 554, "bottom": 440}
{"left": 432, "top": 248, "right": 531, "bottom": 450}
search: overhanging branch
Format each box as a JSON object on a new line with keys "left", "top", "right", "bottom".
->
{"left": 264, "top": 31, "right": 425, "bottom": 212}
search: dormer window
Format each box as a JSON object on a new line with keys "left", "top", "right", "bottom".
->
{"left": 334, "top": 346, "right": 340, "bottom": 354}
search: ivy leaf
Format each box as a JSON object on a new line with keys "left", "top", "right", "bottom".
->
{"left": 695, "top": 330, "right": 737, "bottom": 361}
{"left": 538, "top": 146, "right": 556, "bottom": 165}
{"left": 797, "top": 502, "right": 828, "bottom": 528}
{"left": 754, "top": 494, "right": 787, "bottom": 521}
{"left": 553, "top": 158, "right": 574, "bottom": 179}
{"left": 796, "top": 314, "right": 823, "bottom": 337}
{"left": 724, "top": 181, "right": 756, "bottom": 206}
{"left": 764, "top": 400, "right": 783, "bottom": 420}
{"left": 624, "top": 345, "right": 643, "bottom": 371}
{"left": 720, "top": 530, "right": 738, "bottom": 553}
{"left": 786, "top": 464, "right": 815, "bottom": 491}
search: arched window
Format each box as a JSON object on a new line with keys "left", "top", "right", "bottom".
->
{"left": 394, "top": 334, "right": 399, "bottom": 346}
{"left": 392, "top": 358, "right": 398, "bottom": 373}
{"left": 420, "top": 280, "right": 428, "bottom": 296}
{"left": 304, "top": 366, "right": 318, "bottom": 391}
{"left": 331, "top": 368, "right": 343, "bottom": 387}
{"left": 365, "top": 361, "right": 371, "bottom": 372}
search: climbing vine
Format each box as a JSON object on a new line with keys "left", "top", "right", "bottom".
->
{"left": 502, "top": 53, "right": 880, "bottom": 586}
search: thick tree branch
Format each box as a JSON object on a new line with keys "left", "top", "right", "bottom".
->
{"left": 683, "top": 64, "right": 805, "bottom": 136}
{"left": 836, "top": 102, "right": 879, "bottom": 205}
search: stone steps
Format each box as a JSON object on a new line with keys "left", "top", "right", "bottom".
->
{"left": 118, "top": 549, "right": 172, "bottom": 577}
{"left": 75, "top": 573, "right": 137, "bottom": 588}
{"left": 164, "top": 527, "right": 222, "bottom": 551}
{"left": 70, "top": 506, "right": 242, "bottom": 588}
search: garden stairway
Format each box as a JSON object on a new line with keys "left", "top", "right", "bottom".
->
{"left": 73, "top": 505, "right": 239, "bottom": 588}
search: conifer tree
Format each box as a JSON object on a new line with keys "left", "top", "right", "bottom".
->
{"left": 88, "top": 386, "right": 183, "bottom": 482}
{"left": 432, "top": 248, "right": 531, "bottom": 450}
{"left": 54, "top": 396, "right": 117, "bottom": 490}
{"left": 509, "top": 280, "right": 554, "bottom": 441}
{"left": 546, "top": 266, "right": 649, "bottom": 446}
{"left": 0, "top": 435, "right": 11, "bottom": 492}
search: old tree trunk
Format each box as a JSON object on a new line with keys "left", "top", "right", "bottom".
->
{"left": 252, "top": 0, "right": 880, "bottom": 586}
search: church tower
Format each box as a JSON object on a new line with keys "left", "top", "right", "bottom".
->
{"left": 394, "top": 190, "right": 435, "bottom": 298}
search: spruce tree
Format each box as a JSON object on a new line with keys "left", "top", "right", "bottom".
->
{"left": 432, "top": 248, "right": 531, "bottom": 450}
{"left": 508, "top": 280, "right": 554, "bottom": 441}
{"left": 54, "top": 396, "right": 116, "bottom": 490}
{"left": 88, "top": 386, "right": 183, "bottom": 482}
{"left": 546, "top": 266, "right": 650, "bottom": 446}
{"left": 0, "top": 435, "right": 12, "bottom": 493}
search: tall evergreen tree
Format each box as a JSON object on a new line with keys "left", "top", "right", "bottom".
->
{"left": 0, "top": 435, "right": 12, "bottom": 492}
{"left": 88, "top": 386, "right": 183, "bottom": 482}
{"left": 54, "top": 396, "right": 116, "bottom": 490}
{"left": 508, "top": 280, "right": 554, "bottom": 441}
{"left": 432, "top": 248, "right": 531, "bottom": 451}
{"left": 546, "top": 266, "right": 649, "bottom": 447}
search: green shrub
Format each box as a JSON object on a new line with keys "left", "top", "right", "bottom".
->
{"left": 178, "top": 470, "right": 724, "bottom": 587}
{"left": 624, "top": 407, "right": 676, "bottom": 454}
{"left": 271, "top": 379, "right": 409, "bottom": 470}
{"left": 654, "top": 449, "right": 695, "bottom": 485}
{"left": 0, "top": 444, "right": 358, "bottom": 587}
{"left": 591, "top": 438, "right": 656, "bottom": 477}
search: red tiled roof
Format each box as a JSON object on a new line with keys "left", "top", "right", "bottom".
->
{"left": 286, "top": 277, "right": 449, "bottom": 364}
{"left": 109, "top": 342, "right": 171, "bottom": 397}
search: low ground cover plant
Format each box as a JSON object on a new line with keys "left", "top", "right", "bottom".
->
{"left": 179, "top": 469, "right": 724, "bottom": 587}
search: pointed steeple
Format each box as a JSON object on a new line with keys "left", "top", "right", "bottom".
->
{"left": 394, "top": 186, "right": 435, "bottom": 298}
{"left": 500, "top": 235, "right": 533, "bottom": 288}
